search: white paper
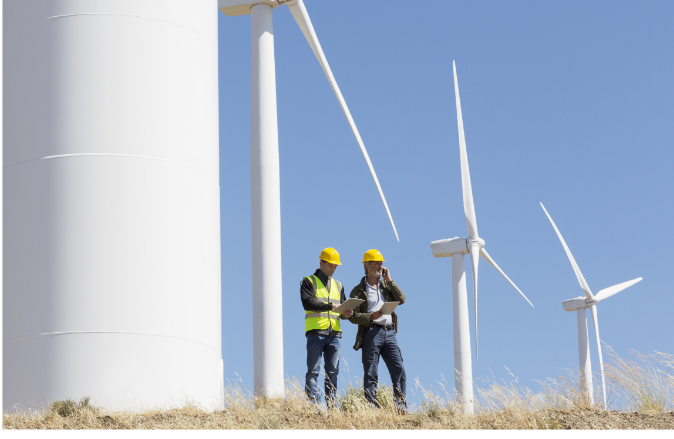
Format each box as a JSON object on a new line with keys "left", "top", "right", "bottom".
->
{"left": 380, "top": 301, "right": 399, "bottom": 315}
{"left": 333, "top": 298, "right": 365, "bottom": 315}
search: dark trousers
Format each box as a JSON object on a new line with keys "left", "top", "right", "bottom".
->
{"left": 306, "top": 334, "right": 341, "bottom": 405}
{"left": 362, "top": 325, "right": 407, "bottom": 411}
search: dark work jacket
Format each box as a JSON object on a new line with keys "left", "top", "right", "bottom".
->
{"left": 300, "top": 269, "right": 347, "bottom": 338}
{"left": 347, "top": 277, "right": 406, "bottom": 351}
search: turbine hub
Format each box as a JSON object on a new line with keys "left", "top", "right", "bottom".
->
{"left": 467, "top": 237, "right": 485, "bottom": 251}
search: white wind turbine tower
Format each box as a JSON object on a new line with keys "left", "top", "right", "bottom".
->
{"left": 430, "top": 62, "right": 534, "bottom": 414}
{"left": 540, "top": 203, "right": 642, "bottom": 409}
{"left": 219, "top": 0, "right": 398, "bottom": 397}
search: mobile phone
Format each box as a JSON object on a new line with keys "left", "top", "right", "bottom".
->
{"left": 382, "top": 268, "right": 388, "bottom": 277}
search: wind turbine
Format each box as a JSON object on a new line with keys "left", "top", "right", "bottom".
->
{"left": 540, "top": 202, "right": 642, "bottom": 409}
{"left": 219, "top": 0, "right": 398, "bottom": 397}
{"left": 430, "top": 62, "right": 534, "bottom": 414}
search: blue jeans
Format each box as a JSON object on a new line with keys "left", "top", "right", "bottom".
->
{"left": 362, "top": 325, "right": 407, "bottom": 411}
{"left": 306, "top": 333, "right": 341, "bottom": 405}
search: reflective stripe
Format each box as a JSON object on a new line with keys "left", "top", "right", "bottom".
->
{"left": 308, "top": 299, "right": 340, "bottom": 306}
{"left": 305, "top": 313, "right": 339, "bottom": 320}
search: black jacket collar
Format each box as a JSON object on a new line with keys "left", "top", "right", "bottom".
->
{"left": 313, "top": 269, "right": 331, "bottom": 287}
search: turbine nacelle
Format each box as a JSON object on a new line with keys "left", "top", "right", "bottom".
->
{"left": 430, "top": 237, "right": 485, "bottom": 258}
{"left": 562, "top": 297, "right": 596, "bottom": 312}
{"left": 431, "top": 237, "right": 468, "bottom": 257}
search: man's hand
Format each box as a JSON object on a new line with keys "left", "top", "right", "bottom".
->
{"left": 369, "top": 310, "right": 383, "bottom": 321}
{"left": 332, "top": 304, "right": 354, "bottom": 318}
{"left": 382, "top": 266, "right": 392, "bottom": 282}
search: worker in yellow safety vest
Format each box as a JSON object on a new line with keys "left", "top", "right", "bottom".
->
{"left": 300, "top": 247, "right": 354, "bottom": 407}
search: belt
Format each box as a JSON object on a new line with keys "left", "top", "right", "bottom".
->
{"left": 369, "top": 323, "right": 394, "bottom": 331}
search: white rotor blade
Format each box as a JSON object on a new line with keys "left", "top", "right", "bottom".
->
{"left": 480, "top": 248, "right": 534, "bottom": 307}
{"left": 469, "top": 244, "right": 480, "bottom": 361}
{"left": 595, "top": 277, "right": 643, "bottom": 303}
{"left": 453, "top": 61, "right": 478, "bottom": 239}
{"left": 589, "top": 305, "right": 607, "bottom": 409}
{"left": 287, "top": 0, "right": 399, "bottom": 241}
{"left": 540, "top": 203, "right": 594, "bottom": 300}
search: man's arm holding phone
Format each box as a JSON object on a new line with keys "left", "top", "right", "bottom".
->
{"left": 382, "top": 266, "right": 405, "bottom": 305}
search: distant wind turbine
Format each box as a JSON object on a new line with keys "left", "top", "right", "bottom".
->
{"left": 220, "top": 0, "right": 398, "bottom": 397}
{"left": 540, "top": 202, "right": 642, "bottom": 409}
{"left": 430, "top": 62, "right": 534, "bottom": 414}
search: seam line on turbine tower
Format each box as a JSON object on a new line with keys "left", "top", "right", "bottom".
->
{"left": 4, "top": 331, "right": 220, "bottom": 352}
{"left": 6, "top": 13, "right": 214, "bottom": 45}
{"left": 4, "top": 153, "right": 216, "bottom": 180}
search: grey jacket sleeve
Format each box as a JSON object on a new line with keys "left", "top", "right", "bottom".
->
{"left": 384, "top": 280, "right": 406, "bottom": 305}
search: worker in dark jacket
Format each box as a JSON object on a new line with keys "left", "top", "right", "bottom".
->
{"left": 348, "top": 249, "right": 407, "bottom": 413}
{"left": 300, "top": 247, "right": 353, "bottom": 407}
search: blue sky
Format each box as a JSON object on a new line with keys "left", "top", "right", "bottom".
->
{"left": 217, "top": 1, "right": 673, "bottom": 405}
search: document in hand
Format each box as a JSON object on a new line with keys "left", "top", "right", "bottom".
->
{"left": 333, "top": 298, "right": 365, "bottom": 314}
{"left": 380, "top": 301, "right": 399, "bottom": 315}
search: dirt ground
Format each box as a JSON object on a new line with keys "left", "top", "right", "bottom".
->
{"left": 4, "top": 407, "right": 673, "bottom": 430}
{"left": 541, "top": 409, "right": 674, "bottom": 430}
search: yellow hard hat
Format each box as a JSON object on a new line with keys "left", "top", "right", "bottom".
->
{"left": 319, "top": 248, "right": 342, "bottom": 265}
{"left": 362, "top": 249, "right": 385, "bottom": 263}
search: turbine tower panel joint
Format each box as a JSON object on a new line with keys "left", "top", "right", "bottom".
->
{"left": 219, "top": 0, "right": 282, "bottom": 16}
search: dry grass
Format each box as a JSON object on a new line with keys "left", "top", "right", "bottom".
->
{"left": 4, "top": 349, "right": 674, "bottom": 430}
{"left": 604, "top": 347, "right": 674, "bottom": 413}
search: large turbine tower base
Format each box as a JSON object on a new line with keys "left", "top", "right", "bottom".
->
{"left": 250, "top": 2, "right": 285, "bottom": 398}
{"left": 4, "top": 0, "right": 223, "bottom": 410}
{"left": 452, "top": 253, "right": 474, "bottom": 414}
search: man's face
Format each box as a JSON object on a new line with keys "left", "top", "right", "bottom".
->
{"left": 365, "top": 261, "right": 383, "bottom": 278}
{"left": 320, "top": 260, "right": 338, "bottom": 277}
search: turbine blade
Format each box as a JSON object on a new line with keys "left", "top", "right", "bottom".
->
{"left": 453, "top": 62, "right": 478, "bottom": 239}
{"left": 590, "top": 305, "right": 608, "bottom": 409}
{"left": 287, "top": 0, "right": 399, "bottom": 241}
{"left": 540, "top": 203, "right": 594, "bottom": 300}
{"left": 480, "top": 248, "right": 534, "bottom": 307}
{"left": 595, "top": 277, "right": 643, "bottom": 303}
{"left": 469, "top": 243, "right": 480, "bottom": 362}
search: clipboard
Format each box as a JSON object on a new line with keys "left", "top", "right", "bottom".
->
{"left": 333, "top": 298, "right": 365, "bottom": 315}
{"left": 380, "top": 301, "right": 399, "bottom": 315}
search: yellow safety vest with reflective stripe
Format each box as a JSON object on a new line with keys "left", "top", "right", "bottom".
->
{"left": 303, "top": 275, "right": 342, "bottom": 332}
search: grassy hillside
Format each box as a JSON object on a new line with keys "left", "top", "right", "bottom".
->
{"left": 4, "top": 348, "right": 673, "bottom": 430}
